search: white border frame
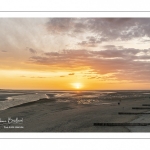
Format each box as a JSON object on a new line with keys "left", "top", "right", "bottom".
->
{"left": 0, "top": 133, "right": 150, "bottom": 139}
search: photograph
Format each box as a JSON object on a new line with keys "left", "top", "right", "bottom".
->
{"left": 0, "top": 18, "right": 150, "bottom": 132}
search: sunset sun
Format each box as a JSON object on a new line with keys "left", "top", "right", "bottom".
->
{"left": 72, "top": 83, "right": 83, "bottom": 89}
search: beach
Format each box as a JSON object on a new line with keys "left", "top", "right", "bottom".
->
{"left": 0, "top": 91, "right": 150, "bottom": 132}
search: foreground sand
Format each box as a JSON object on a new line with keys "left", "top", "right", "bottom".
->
{"left": 0, "top": 96, "right": 150, "bottom": 132}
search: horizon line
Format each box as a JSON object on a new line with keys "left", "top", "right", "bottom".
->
{"left": 0, "top": 89, "right": 150, "bottom": 91}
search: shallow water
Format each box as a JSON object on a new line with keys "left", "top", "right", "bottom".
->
{"left": 0, "top": 93, "right": 48, "bottom": 110}
{"left": 0, "top": 90, "right": 149, "bottom": 110}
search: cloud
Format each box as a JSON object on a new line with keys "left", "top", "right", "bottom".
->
{"left": 27, "top": 47, "right": 37, "bottom": 54}
{"left": 29, "top": 48, "right": 150, "bottom": 83}
{"left": 87, "top": 18, "right": 150, "bottom": 41}
{"left": 37, "top": 76, "right": 47, "bottom": 78}
{"left": 88, "top": 76, "right": 97, "bottom": 79}
{"left": 77, "top": 36, "right": 107, "bottom": 47}
{"left": 141, "top": 39, "right": 150, "bottom": 43}
{"left": 1, "top": 50, "right": 7, "bottom": 52}
{"left": 44, "top": 52, "right": 61, "bottom": 57}
{"left": 46, "top": 18, "right": 72, "bottom": 33}
{"left": 68, "top": 73, "right": 74, "bottom": 75}
{"left": 60, "top": 76, "right": 65, "bottom": 77}
{"left": 46, "top": 18, "right": 150, "bottom": 42}
{"left": 30, "top": 76, "right": 47, "bottom": 78}
{"left": 102, "top": 45, "right": 123, "bottom": 50}
{"left": 46, "top": 18, "right": 87, "bottom": 34}
{"left": 46, "top": 18, "right": 86, "bottom": 34}
{"left": 20, "top": 75, "right": 26, "bottom": 77}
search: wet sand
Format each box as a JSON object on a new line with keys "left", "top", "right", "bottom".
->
{"left": 0, "top": 96, "right": 150, "bottom": 132}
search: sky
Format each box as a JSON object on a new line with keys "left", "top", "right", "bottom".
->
{"left": 0, "top": 18, "right": 150, "bottom": 90}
